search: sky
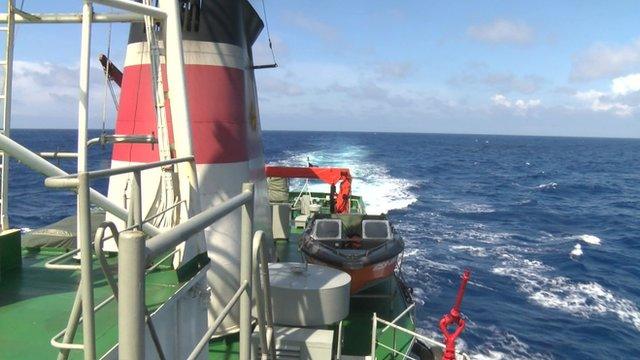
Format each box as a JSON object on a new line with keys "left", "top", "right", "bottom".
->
{"left": 6, "top": 1, "right": 640, "bottom": 137}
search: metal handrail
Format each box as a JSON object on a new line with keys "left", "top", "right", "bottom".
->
{"left": 371, "top": 314, "right": 471, "bottom": 360}
{"left": 380, "top": 303, "right": 415, "bottom": 333}
{"left": 145, "top": 189, "right": 252, "bottom": 259}
{"left": 116, "top": 183, "right": 257, "bottom": 360}
{"left": 187, "top": 230, "right": 275, "bottom": 360}
{"left": 44, "top": 156, "right": 194, "bottom": 188}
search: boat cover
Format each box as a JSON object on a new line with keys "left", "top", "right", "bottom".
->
{"left": 22, "top": 211, "right": 106, "bottom": 250}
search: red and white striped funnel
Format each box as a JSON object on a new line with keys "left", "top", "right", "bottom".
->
{"left": 106, "top": 0, "right": 272, "bottom": 334}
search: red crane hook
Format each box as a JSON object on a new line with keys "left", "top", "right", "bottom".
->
{"left": 439, "top": 269, "right": 471, "bottom": 360}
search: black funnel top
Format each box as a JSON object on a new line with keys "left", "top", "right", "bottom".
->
{"left": 128, "top": 0, "right": 264, "bottom": 48}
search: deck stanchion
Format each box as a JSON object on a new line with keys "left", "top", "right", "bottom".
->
{"left": 78, "top": 173, "right": 96, "bottom": 359}
{"left": 77, "top": 2, "right": 95, "bottom": 357}
{"left": 118, "top": 230, "right": 146, "bottom": 360}
{"left": 371, "top": 312, "right": 378, "bottom": 359}
{"left": 239, "top": 183, "right": 254, "bottom": 360}
{"left": 131, "top": 170, "right": 143, "bottom": 229}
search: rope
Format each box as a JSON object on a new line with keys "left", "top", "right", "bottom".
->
{"left": 260, "top": 0, "right": 277, "bottom": 64}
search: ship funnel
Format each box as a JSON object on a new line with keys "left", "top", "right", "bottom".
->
{"left": 106, "top": 0, "right": 273, "bottom": 335}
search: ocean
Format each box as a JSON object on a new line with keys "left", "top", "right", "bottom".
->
{"left": 9, "top": 129, "right": 640, "bottom": 359}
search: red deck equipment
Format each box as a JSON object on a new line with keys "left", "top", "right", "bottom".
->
{"left": 439, "top": 269, "right": 471, "bottom": 360}
{"left": 265, "top": 166, "right": 352, "bottom": 213}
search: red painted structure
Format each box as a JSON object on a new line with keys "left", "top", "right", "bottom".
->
{"left": 439, "top": 270, "right": 471, "bottom": 360}
{"left": 264, "top": 166, "right": 352, "bottom": 213}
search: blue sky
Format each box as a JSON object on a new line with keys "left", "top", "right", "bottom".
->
{"left": 6, "top": 1, "right": 640, "bottom": 137}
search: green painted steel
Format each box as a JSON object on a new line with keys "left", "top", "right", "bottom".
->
{"left": 0, "top": 190, "right": 415, "bottom": 360}
{"left": 0, "top": 249, "right": 185, "bottom": 359}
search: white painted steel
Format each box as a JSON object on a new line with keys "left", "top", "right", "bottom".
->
{"left": 268, "top": 263, "right": 351, "bottom": 327}
{"left": 0, "top": 0, "right": 15, "bottom": 230}
{"left": 0, "top": 12, "right": 145, "bottom": 24}
{"left": 77, "top": 3, "right": 96, "bottom": 359}
{"left": 159, "top": 0, "right": 206, "bottom": 267}
{"left": 92, "top": 0, "right": 166, "bottom": 19}
{"left": 124, "top": 41, "right": 248, "bottom": 69}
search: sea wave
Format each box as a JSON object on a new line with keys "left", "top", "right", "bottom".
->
{"left": 270, "top": 146, "right": 418, "bottom": 214}
{"left": 450, "top": 245, "right": 489, "bottom": 257}
{"left": 470, "top": 327, "right": 552, "bottom": 360}
{"left": 535, "top": 182, "right": 558, "bottom": 191}
{"left": 574, "top": 234, "right": 602, "bottom": 245}
{"left": 492, "top": 254, "right": 640, "bottom": 331}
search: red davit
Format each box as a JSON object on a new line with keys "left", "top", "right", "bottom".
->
{"left": 439, "top": 270, "right": 471, "bottom": 360}
{"left": 265, "top": 166, "right": 352, "bottom": 213}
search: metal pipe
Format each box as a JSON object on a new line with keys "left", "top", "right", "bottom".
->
{"left": 239, "top": 183, "right": 254, "bottom": 360}
{"left": 371, "top": 312, "right": 378, "bottom": 358}
{"left": 186, "top": 281, "right": 249, "bottom": 360}
{"left": 374, "top": 317, "right": 447, "bottom": 349}
{"left": 39, "top": 152, "right": 79, "bottom": 159}
{"left": 87, "top": 134, "right": 157, "bottom": 148}
{"left": 145, "top": 189, "right": 253, "bottom": 259}
{"left": 92, "top": 0, "right": 166, "bottom": 19}
{"left": 118, "top": 230, "right": 146, "bottom": 360}
{"left": 45, "top": 157, "right": 194, "bottom": 187}
{"left": 0, "top": 12, "right": 145, "bottom": 23}
{"left": 252, "top": 232, "right": 268, "bottom": 360}
{"left": 77, "top": 3, "right": 95, "bottom": 358}
{"left": 0, "top": 0, "right": 15, "bottom": 230}
{"left": 260, "top": 239, "right": 276, "bottom": 360}
{"left": 0, "top": 132, "right": 160, "bottom": 236}
{"left": 45, "top": 248, "right": 81, "bottom": 270}
{"left": 56, "top": 282, "right": 84, "bottom": 359}
{"left": 381, "top": 303, "right": 416, "bottom": 333}
{"left": 131, "top": 171, "right": 142, "bottom": 229}
{"left": 159, "top": 0, "right": 204, "bottom": 230}
{"left": 78, "top": 173, "right": 96, "bottom": 360}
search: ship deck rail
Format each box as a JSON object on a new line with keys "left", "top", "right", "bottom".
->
{"left": 0, "top": 1, "right": 276, "bottom": 359}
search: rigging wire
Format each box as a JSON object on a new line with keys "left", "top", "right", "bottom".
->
{"left": 101, "top": 17, "right": 114, "bottom": 136}
{"left": 260, "top": 0, "right": 277, "bottom": 65}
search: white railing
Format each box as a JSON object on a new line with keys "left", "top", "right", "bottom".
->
{"left": 0, "top": 1, "right": 276, "bottom": 360}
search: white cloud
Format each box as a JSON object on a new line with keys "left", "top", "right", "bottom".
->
{"left": 574, "top": 90, "right": 633, "bottom": 117}
{"left": 611, "top": 73, "right": 640, "bottom": 96}
{"left": 12, "top": 60, "right": 118, "bottom": 127}
{"left": 491, "top": 94, "right": 541, "bottom": 112}
{"left": 574, "top": 72, "right": 640, "bottom": 117}
{"left": 467, "top": 19, "right": 534, "bottom": 45}
{"left": 571, "top": 38, "right": 640, "bottom": 81}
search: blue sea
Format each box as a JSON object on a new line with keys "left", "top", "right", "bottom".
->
{"left": 9, "top": 129, "right": 640, "bottom": 359}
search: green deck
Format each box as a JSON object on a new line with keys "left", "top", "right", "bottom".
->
{"left": 0, "top": 191, "right": 416, "bottom": 359}
{"left": 0, "top": 247, "right": 182, "bottom": 359}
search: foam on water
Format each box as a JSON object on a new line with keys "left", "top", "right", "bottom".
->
{"left": 535, "top": 182, "right": 558, "bottom": 190}
{"left": 454, "top": 202, "right": 496, "bottom": 214}
{"left": 270, "top": 146, "right": 417, "bottom": 214}
{"left": 470, "top": 327, "right": 552, "bottom": 360}
{"left": 450, "top": 245, "right": 489, "bottom": 257}
{"left": 492, "top": 254, "right": 640, "bottom": 331}
{"left": 577, "top": 234, "right": 602, "bottom": 245}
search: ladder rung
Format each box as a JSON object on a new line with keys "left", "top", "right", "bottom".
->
{"left": 0, "top": 27, "right": 7, "bottom": 32}
{"left": 0, "top": 61, "right": 6, "bottom": 66}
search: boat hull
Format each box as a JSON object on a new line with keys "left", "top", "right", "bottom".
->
{"left": 308, "top": 255, "right": 399, "bottom": 294}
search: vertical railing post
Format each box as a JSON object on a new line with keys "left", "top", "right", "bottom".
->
{"left": 239, "top": 183, "right": 254, "bottom": 360}
{"left": 118, "top": 230, "right": 146, "bottom": 360}
{"left": 131, "top": 170, "right": 143, "bottom": 229}
{"left": 0, "top": 0, "right": 15, "bottom": 231}
{"left": 78, "top": 173, "right": 96, "bottom": 359}
{"left": 371, "top": 313, "right": 377, "bottom": 359}
{"left": 77, "top": 4, "right": 94, "bottom": 357}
